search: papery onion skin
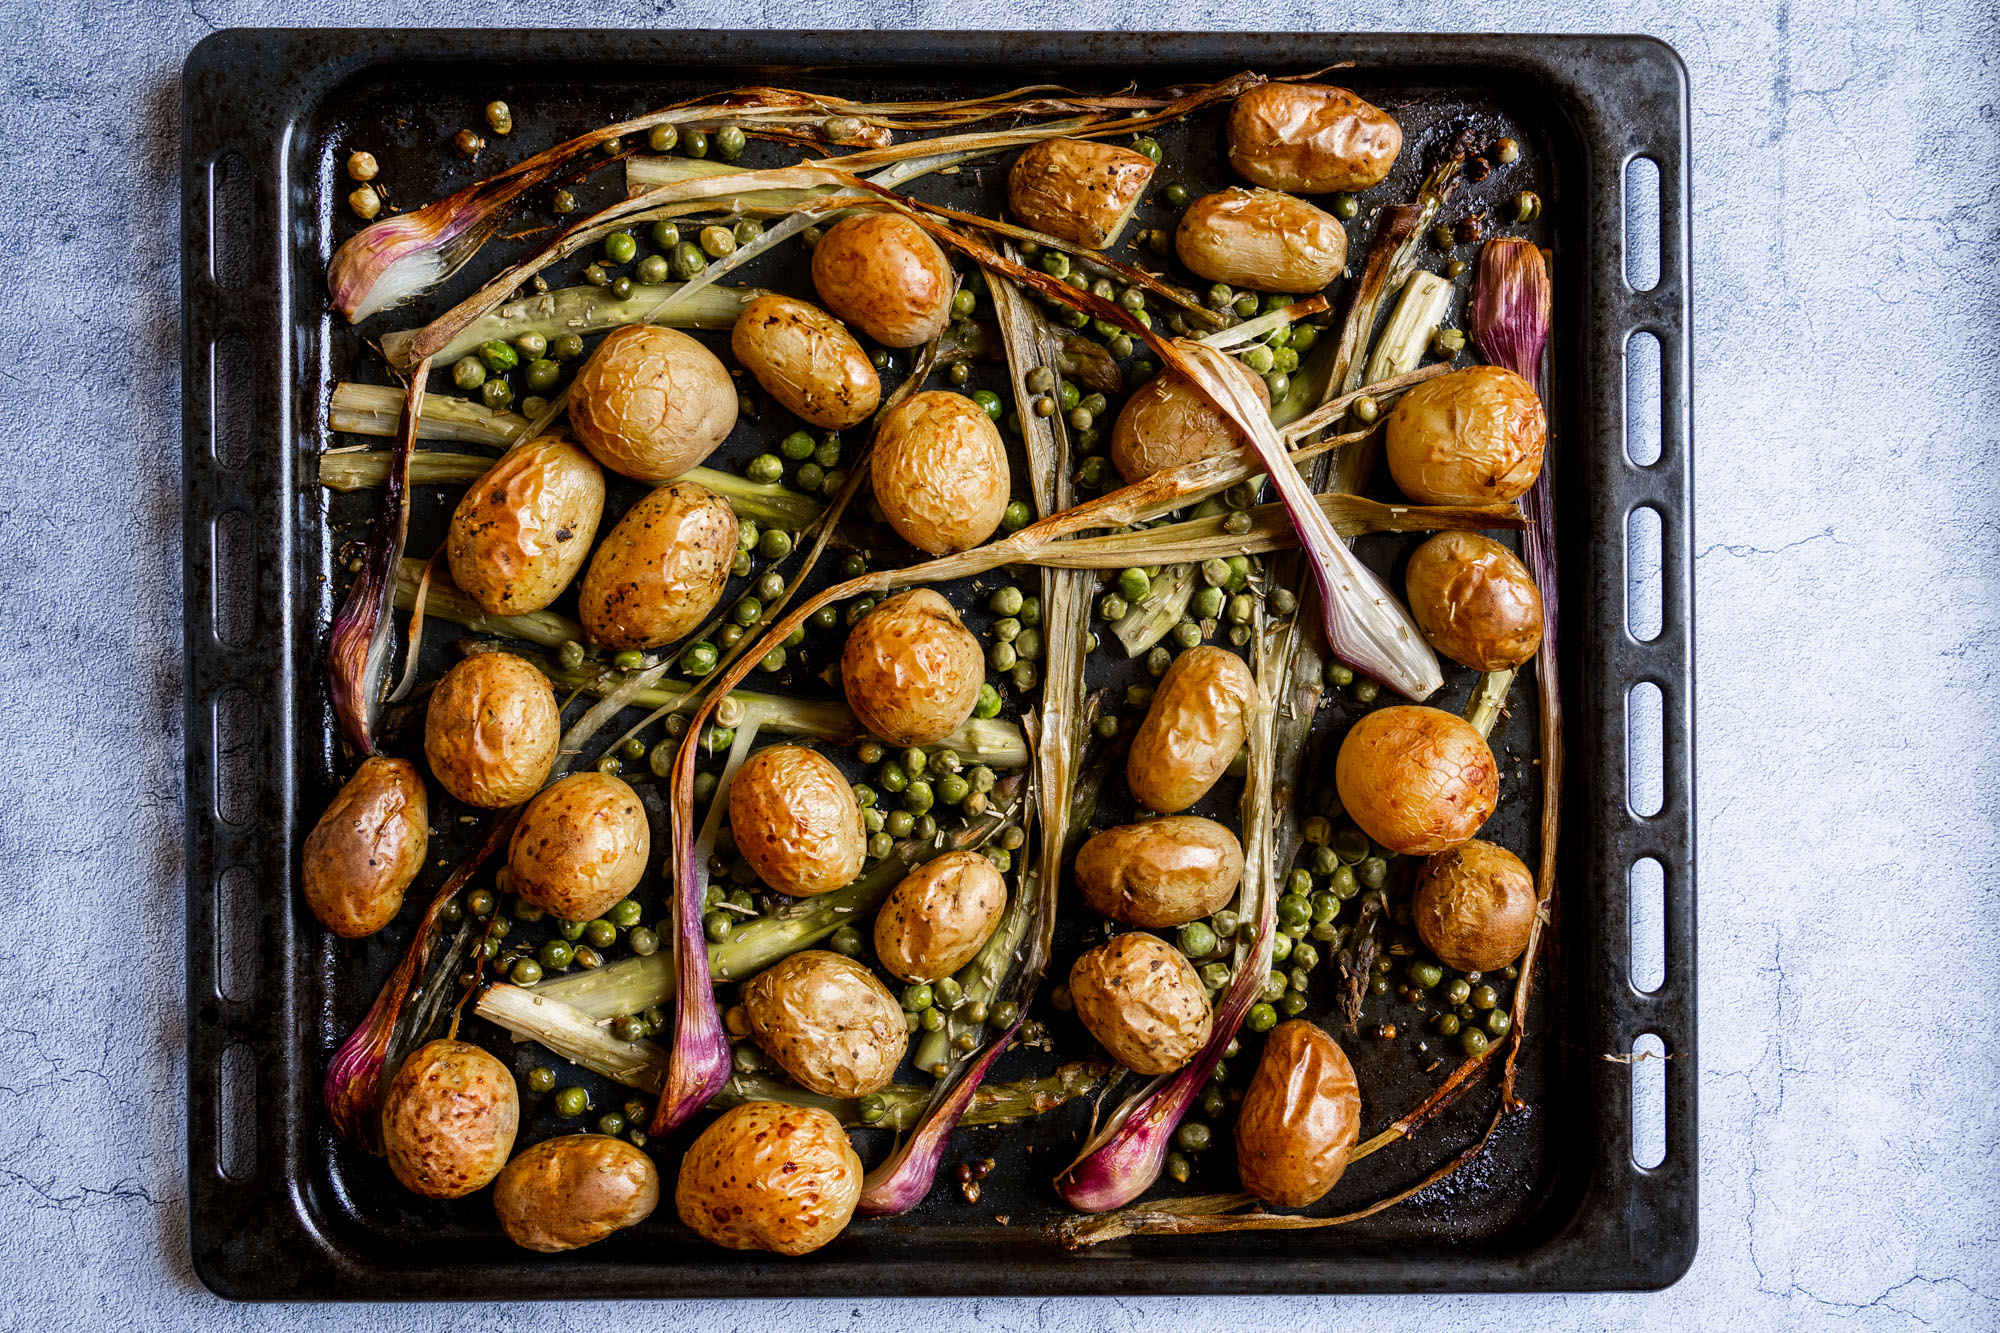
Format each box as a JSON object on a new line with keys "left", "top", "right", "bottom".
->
{"left": 1334, "top": 705, "right": 1498, "bottom": 855}
{"left": 1227, "top": 83, "right": 1402, "bottom": 194}
{"left": 1384, "top": 365, "right": 1547, "bottom": 505}
{"left": 1404, "top": 530, "right": 1544, "bottom": 671}
{"left": 1470, "top": 237, "right": 1553, "bottom": 386}
{"left": 1235, "top": 1019, "right": 1361, "bottom": 1207}
{"left": 1412, "top": 838, "right": 1537, "bottom": 972}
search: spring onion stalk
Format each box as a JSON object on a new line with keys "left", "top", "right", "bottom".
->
{"left": 1111, "top": 562, "right": 1196, "bottom": 656}
{"left": 391, "top": 563, "right": 581, "bottom": 649}
{"left": 1196, "top": 295, "right": 1330, "bottom": 352}
{"left": 330, "top": 382, "right": 525, "bottom": 447}
{"left": 322, "top": 450, "right": 492, "bottom": 492}
{"left": 624, "top": 155, "right": 842, "bottom": 207}
{"left": 1040, "top": 495, "right": 1524, "bottom": 569}
{"left": 1362, "top": 271, "right": 1454, "bottom": 384}
{"left": 1274, "top": 363, "right": 1448, "bottom": 443}
{"left": 378, "top": 282, "right": 763, "bottom": 369}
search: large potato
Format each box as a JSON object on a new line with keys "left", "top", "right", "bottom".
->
{"left": 810, "top": 213, "right": 953, "bottom": 348}
{"left": 1126, "top": 646, "right": 1256, "bottom": 814}
{"left": 873, "top": 850, "right": 1008, "bottom": 983}
{"left": 1069, "top": 932, "right": 1213, "bottom": 1075}
{"left": 424, "top": 651, "right": 560, "bottom": 808}
{"left": 301, "top": 756, "right": 428, "bottom": 939}
{"left": 870, "top": 390, "right": 1011, "bottom": 555}
{"left": 569, "top": 324, "right": 738, "bottom": 482}
{"left": 727, "top": 745, "right": 866, "bottom": 897}
{"left": 1334, "top": 705, "right": 1498, "bottom": 856}
{"left": 1227, "top": 83, "right": 1402, "bottom": 194}
{"left": 840, "top": 590, "right": 985, "bottom": 747}
{"left": 380, "top": 1039, "right": 518, "bottom": 1199}
{"left": 730, "top": 294, "right": 880, "bottom": 429}
{"left": 1385, "top": 365, "right": 1547, "bottom": 504}
{"left": 1110, "top": 354, "right": 1270, "bottom": 482}
{"left": 577, "top": 480, "right": 737, "bottom": 651}
{"left": 743, "top": 950, "right": 908, "bottom": 1098}
{"left": 1074, "top": 816, "right": 1243, "bottom": 929}
{"left": 1404, "top": 531, "right": 1544, "bottom": 671}
{"left": 445, "top": 435, "right": 605, "bottom": 615}
{"left": 1175, "top": 187, "right": 1346, "bottom": 293}
{"left": 1413, "top": 838, "right": 1537, "bottom": 972}
{"left": 676, "top": 1102, "right": 861, "bottom": 1255}
{"left": 1235, "top": 1020, "right": 1361, "bottom": 1208}
{"left": 1007, "top": 137, "right": 1155, "bottom": 249}
{"left": 493, "top": 1134, "right": 659, "bottom": 1252}
{"left": 506, "top": 773, "right": 650, "bottom": 922}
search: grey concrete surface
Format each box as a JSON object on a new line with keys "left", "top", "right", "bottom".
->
{"left": 2, "top": 1, "right": 1995, "bottom": 1328}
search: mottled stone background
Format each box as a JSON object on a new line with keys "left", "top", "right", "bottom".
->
{"left": 2, "top": 1, "right": 1994, "bottom": 1328}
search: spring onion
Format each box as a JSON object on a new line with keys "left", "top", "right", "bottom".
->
{"left": 378, "top": 281, "right": 763, "bottom": 369}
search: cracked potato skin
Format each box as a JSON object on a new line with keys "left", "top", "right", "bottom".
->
{"left": 840, "top": 589, "right": 985, "bottom": 747}
{"left": 1070, "top": 932, "right": 1214, "bottom": 1075}
{"left": 1227, "top": 83, "right": 1402, "bottom": 194}
{"left": 1074, "top": 816, "right": 1244, "bottom": 930}
{"left": 1235, "top": 1020, "right": 1361, "bottom": 1208}
{"left": 743, "top": 951, "right": 908, "bottom": 1098}
{"left": 1404, "top": 530, "right": 1545, "bottom": 671}
{"left": 380, "top": 1039, "right": 518, "bottom": 1200}
{"left": 727, "top": 745, "right": 866, "bottom": 898}
{"left": 873, "top": 849, "right": 1008, "bottom": 983}
{"left": 423, "top": 651, "right": 561, "bottom": 809}
{"left": 1006, "top": 137, "right": 1156, "bottom": 249}
{"left": 568, "top": 324, "right": 738, "bottom": 482}
{"left": 730, "top": 294, "right": 881, "bottom": 429}
{"left": 1109, "top": 353, "right": 1270, "bottom": 482}
{"left": 301, "top": 756, "right": 429, "bottom": 939}
{"left": 809, "top": 213, "right": 953, "bottom": 349}
{"left": 1384, "top": 365, "right": 1548, "bottom": 505}
{"left": 870, "top": 390, "right": 1011, "bottom": 555}
{"left": 493, "top": 1134, "right": 660, "bottom": 1253}
{"left": 1175, "top": 187, "right": 1347, "bottom": 293}
{"left": 577, "top": 479, "right": 738, "bottom": 651}
{"left": 1126, "top": 645, "right": 1257, "bottom": 814}
{"left": 1334, "top": 705, "right": 1498, "bottom": 856}
{"left": 445, "top": 435, "right": 605, "bottom": 615}
{"left": 675, "top": 1101, "right": 862, "bottom": 1255}
{"left": 1413, "top": 838, "right": 1537, "bottom": 972}
{"left": 506, "top": 772, "right": 650, "bottom": 923}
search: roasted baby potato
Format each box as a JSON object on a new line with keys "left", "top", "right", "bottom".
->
{"left": 1007, "top": 137, "right": 1156, "bottom": 249}
{"left": 1235, "top": 1020, "right": 1361, "bottom": 1207}
{"left": 506, "top": 772, "right": 650, "bottom": 922}
{"left": 568, "top": 324, "right": 738, "bottom": 482}
{"left": 873, "top": 849, "right": 1008, "bottom": 982}
{"left": 1126, "top": 645, "right": 1257, "bottom": 814}
{"left": 1384, "top": 365, "right": 1547, "bottom": 504}
{"left": 743, "top": 950, "right": 908, "bottom": 1098}
{"left": 727, "top": 745, "right": 866, "bottom": 898}
{"left": 423, "top": 651, "right": 560, "bottom": 808}
{"left": 446, "top": 435, "right": 605, "bottom": 615}
{"left": 1175, "top": 187, "right": 1347, "bottom": 293}
{"left": 380, "top": 1039, "right": 518, "bottom": 1199}
{"left": 301, "top": 756, "right": 428, "bottom": 939}
{"left": 1069, "top": 932, "right": 1213, "bottom": 1075}
{"left": 1073, "top": 816, "right": 1244, "bottom": 929}
{"left": 1109, "top": 355, "right": 1270, "bottom": 482}
{"left": 730, "top": 294, "right": 881, "bottom": 429}
{"left": 1404, "top": 531, "right": 1544, "bottom": 671}
{"left": 1227, "top": 83, "right": 1402, "bottom": 194}
{"left": 870, "top": 390, "right": 1012, "bottom": 555}
{"left": 577, "top": 479, "right": 738, "bottom": 650}
{"left": 840, "top": 589, "right": 985, "bottom": 747}
{"left": 493, "top": 1134, "right": 660, "bottom": 1253}
{"left": 1334, "top": 705, "right": 1498, "bottom": 856}
{"left": 1413, "top": 838, "right": 1537, "bottom": 972}
{"left": 676, "top": 1102, "right": 862, "bottom": 1255}
{"left": 810, "top": 213, "right": 953, "bottom": 348}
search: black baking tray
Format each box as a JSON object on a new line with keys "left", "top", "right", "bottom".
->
{"left": 181, "top": 28, "right": 1694, "bottom": 1300}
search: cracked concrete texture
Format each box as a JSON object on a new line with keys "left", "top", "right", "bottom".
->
{"left": 1, "top": 0, "right": 1994, "bottom": 1328}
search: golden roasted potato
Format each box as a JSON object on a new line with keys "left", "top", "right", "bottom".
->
{"left": 810, "top": 213, "right": 953, "bottom": 348}
{"left": 1069, "top": 932, "right": 1213, "bottom": 1075}
{"left": 1074, "top": 816, "right": 1243, "bottom": 929}
{"left": 840, "top": 589, "right": 985, "bottom": 746}
{"left": 1404, "top": 531, "right": 1544, "bottom": 671}
{"left": 380, "top": 1039, "right": 518, "bottom": 1199}
{"left": 1126, "top": 645, "right": 1256, "bottom": 814}
{"left": 1385, "top": 365, "right": 1547, "bottom": 504}
{"left": 577, "top": 479, "right": 738, "bottom": 651}
{"left": 1235, "top": 1020, "right": 1361, "bottom": 1207}
{"left": 423, "top": 651, "right": 560, "bottom": 808}
{"left": 743, "top": 950, "right": 908, "bottom": 1098}
{"left": 873, "top": 850, "right": 1008, "bottom": 982}
{"left": 1413, "top": 838, "right": 1537, "bottom": 972}
{"left": 1007, "top": 137, "right": 1156, "bottom": 249}
{"left": 1227, "top": 83, "right": 1402, "bottom": 194}
{"left": 1109, "top": 354, "right": 1270, "bottom": 482}
{"left": 676, "top": 1102, "right": 861, "bottom": 1255}
{"left": 730, "top": 294, "right": 880, "bottom": 429}
{"left": 301, "top": 756, "right": 428, "bottom": 939}
{"left": 1334, "top": 705, "right": 1498, "bottom": 856}
{"left": 727, "top": 745, "right": 866, "bottom": 898}
{"left": 568, "top": 324, "right": 738, "bottom": 482}
{"left": 493, "top": 1134, "right": 660, "bottom": 1253}
{"left": 506, "top": 773, "right": 650, "bottom": 922}
{"left": 1175, "top": 187, "right": 1346, "bottom": 293}
{"left": 445, "top": 435, "right": 605, "bottom": 616}
{"left": 870, "top": 390, "right": 1012, "bottom": 555}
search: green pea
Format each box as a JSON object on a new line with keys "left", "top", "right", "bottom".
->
{"left": 649, "top": 218, "right": 681, "bottom": 249}
{"left": 966, "top": 765, "right": 996, "bottom": 796}
{"left": 974, "top": 684, "right": 1003, "bottom": 719}
{"left": 558, "top": 918, "right": 587, "bottom": 941}
{"left": 538, "top": 939, "right": 574, "bottom": 971}
{"left": 867, "top": 831, "right": 894, "bottom": 859}
{"left": 697, "top": 224, "right": 735, "bottom": 259}
{"left": 988, "top": 640, "right": 1017, "bottom": 672}
{"left": 581, "top": 919, "right": 614, "bottom": 950}
{"left": 1277, "top": 894, "right": 1312, "bottom": 931}
{"left": 1471, "top": 984, "right": 1500, "bottom": 1010}
{"left": 452, "top": 356, "right": 489, "bottom": 392}
{"left": 550, "top": 333, "right": 586, "bottom": 363}
{"left": 1292, "top": 941, "right": 1321, "bottom": 971}
{"left": 633, "top": 253, "right": 670, "bottom": 285}
{"left": 779, "top": 430, "right": 816, "bottom": 461}
{"left": 1358, "top": 856, "right": 1388, "bottom": 889}
{"left": 829, "top": 924, "right": 864, "bottom": 958}
{"left": 986, "top": 847, "right": 1012, "bottom": 873}
{"left": 703, "top": 911, "right": 733, "bottom": 943}
{"left": 1460, "top": 1028, "right": 1492, "bottom": 1057}
{"left": 553, "top": 1086, "right": 589, "bottom": 1118}
{"left": 467, "top": 888, "right": 496, "bottom": 916}
{"left": 883, "top": 810, "right": 914, "bottom": 839}
{"left": 583, "top": 263, "right": 611, "bottom": 288}
{"left": 510, "top": 957, "right": 543, "bottom": 985}
{"left": 1269, "top": 931, "right": 1293, "bottom": 964}
{"left": 796, "top": 461, "right": 824, "bottom": 491}
{"left": 627, "top": 925, "right": 660, "bottom": 957}
{"left": 733, "top": 216, "right": 763, "bottom": 246}
{"left": 1178, "top": 920, "right": 1219, "bottom": 959}
{"left": 1175, "top": 1121, "right": 1211, "bottom": 1153}
{"left": 1197, "top": 961, "right": 1231, "bottom": 992}
{"left": 600, "top": 231, "right": 637, "bottom": 265}
{"left": 998, "top": 500, "right": 1031, "bottom": 535}
{"left": 716, "top": 124, "right": 747, "bottom": 159}
{"left": 972, "top": 388, "right": 1004, "bottom": 420}
{"left": 681, "top": 641, "right": 718, "bottom": 677}
{"left": 1116, "top": 567, "right": 1153, "bottom": 605}
{"left": 682, "top": 128, "right": 709, "bottom": 158}
{"left": 527, "top": 1066, "right": 556, "bottom": 1094}
{"left": 902, "top": 982, "right": 934, "bottom": 1012}
{"left": 552, "top": 188, "right": 577, "bottom": 215}
{"left": 1445, "top": 978, "right": 1473, "bottom": 1005}
{"left": 1245, "top": 1000, "right": 1279, "bottom": 1034}
{"left": 1098, "top": 592, "right": 1130, "bottom": 622}
{"left": 1131, "top": 135, "right": 1163, "bottom": 163}
{"left": 903, "top": 780, "right": 934, "bottom": 815}
{"left": 669, "top": 240, "right": 707, "bottom": 280}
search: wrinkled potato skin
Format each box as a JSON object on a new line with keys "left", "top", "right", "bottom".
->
{"left": 870, "top": 391, "right": 1011, "bottom": 555}
{"left": 1069, "top": 932, "right": 1213, "bottom": 1075}
{"left": 1334, "top": 706, "right": 1498, "bottom": 856}
{"left": 1074, "top": 816, "right": 1244, "bottom": 929}
{"left": 1235, "top": 1021, "right": 1361, "bottom": 1207}
{"left": 1413, "top": 838, "right": 1538, "bottom": 972}
{"left": 380, "top": 1040, "right": 518, "bottom": 1199}
{"left": 874, "top": 850, "right": 1008, "bottom": 982}
{"left": 810, "top": 213, "right": 953, "bottom": 348}
{"left": 1127, "top": 646, "right": 1257, "bottom": 813}
{"left": 423, "top": 652, "right": 560, "bottom": 808}
{"left": 1228, "top": 83, "right": 1402, "bottom": 194}
{"left": 506, "top": 773, "right": 650, "bottom": 922}
{"left": 577, "top": 480, "right": 738, "bottom": 650}
{"left": 493, "top": 1134, "right": 659, "bottom": 1253}
{"left": 446, "top": 436, "right": 605, "bottom": 615}
{"left": 676, "top": 1102, "right": 862, "bottom": 1255}
{"left": 1007, "top": 138, "right": 1156, "bottom": 249}
{"left": 301, "top": 757, "right": 428, "bottom": 939}
{"left": 1405, "top": 531, "right": 1545, "bottom": 671}
{"left": 743, "top": 951, "right": 908, "bottom": 1097}
{"left": 727, "top": 745, "right": 866, "bottom": 897}
{"left": 1175, "top": 188, "right": 1347, "bottom": 293}
{"left": 840, "top": 589, "right": 985, "bottom": 746}
{"left": 1385, "top": 365, "right": 1548, "bottom": 504}
{"left": 730, "top": 295, "right": 881, "bottom": 429}
{"left": 569, "top": 324, "right": 738, "bottom": 482}
{"left": 1110, "top": 357, "right": 1271, "bottom": 482}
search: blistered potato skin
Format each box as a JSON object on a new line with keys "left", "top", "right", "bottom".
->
{"left": 727, "top": 745, "right": 866, "bottom": 898}
{"left": 569, "top": 324, "right": 738, "bottom": 482}
{"left": 1235, "top": 1020, "right": 1362, "bottom": 1208}
{"left": 446, "top": 435, "right": 605, "bottom": 615}
{"left": 301, "top": 756, "right": 428, "bottom": 939}
{"left": 870, "top": 391, "right": 1011, "bottom": 555}
{"left": 1007, "top": 137, "right": 1156, "bottom": 249}
{"left": 810, "top": 213, "right": 953, "bottom": 348}
{"left": 730, "top": 294, "right": 881, "bottom": 429}
{"left": 1110, "top": 356, "right": 1270, "bottom": 482}
{"left": 676, "top": 1102, "right": 862, "bottom": 1255}
{"left": 380, "top": 1039, "right": 518, "bottom": 1200}
{"left": 1074, "top": 816, "right": 1244, "bottom": 929}
{"left": 1127, "top": 646, "right": 1257, "bottom": 814}
{"left": 1385, "top": 365, "right": 1547, "bottom": 504}
{"left": 577, "top": 480, "right": 738, "bottom": 651}
{"left": 743, "top": 951, "right": 909, "bottom": 1098}
{"left": 1334, "top": 705, "right": 1498, "bottom": 856}
{"left": 1069, "top": 932, "right": 1213, "bottom": 1075}
{"left": 493, "top": 1134, "right": 660, "bottom": 1253}
{"left": 1413, "top": 838, "right": 1537, "bottom": 972}
{"left": 1228, "top": 83, "right": 1402, "bottom": 194}
{"left": 506, "top": 773, "right": 650, "bottom": 922}
{"left": 840, "top": 589, "right": 985, "bottom": 747}
{"left": 874, "top": 850, "right": 1008, "bottom": 982}
{"left": 423, "top": 651, "right": 561, "bottom": 809}
{"left": 1175, "top": 188, "right": 1347, "bottom": 293}
{"left": 1404, "top": 531, "right": 1545, "bottom": 671}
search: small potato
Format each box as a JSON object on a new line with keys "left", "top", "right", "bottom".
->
{"left": 1334, "top": 705, "right": 1498, "bottom": 856}
{"left": 727, "top": 745, "right": 865, "bottom": 898}
{"left": 380, "top": 1039, "right": 518, "bottom": 1199}
{"left": 424, "top": 651, "right": 560, "bottom": 808}
{"left": 507, "top": 773, "right": 650, "bottom": 922}
{"left": 676, "top": 1102, "right": 861, "bottom": 1255}
{"left": 446, "top": 435, "right": 605, "bottom": 615}
{"left": 1385, "top": 365, "right": 1547, "bottom": 504}
{"left": 730, "top": 294, "right": 880, "bottom": 429}
{"left": 743, "top": 951, "right": 908, "bottom": 1098}
{"left": 569, "top": 324, "right": 738, "bottom": 482}
{"left": 1404, "top": 531, "right": 1544, "bottom": 671}
{"left": 1175, "top": 187, "right": 1346, "bottom": 293}
{"left": 874, "top": 850, "right": 1008, "bottom": 982}
{"left": 577, "top": 480, "right": 738, "bottom": 651}
{"left": 1126, "top": 645, "right": 1257, "bottom": 814}
{"left": 493, "top": 1134, "right": 659, "bottom": 1253}
{"left": 870, "top": 390, "right": 1011, "bottom": 555}
{"left": 1235, "top": 1020, "right": 1361, "bottom": 1208}
{"left": 1069, "top": 932, "right": 1213, "bottom": 1075}
{"left": 1110, "top": 354, "right": 1270, "bottom": 482}
{"left": 841, "top": 590, "right": 985, "bottom": 747}
{"left": 301, "top": 756, "right": 428, "bottom": 938}
{"left": 1413, "top": 838, "right": 1537, "bottom": 972}
{"left": 1007, "top": 137, "right": 1156, "bottom": 250}
{"left": 1228, "top": 83, "right": 1402, "bottom": 194}
{"left": 811, "top": 213, "right": 953, "bottom": 348}
{"left": 1074, "top": 816, "right": 1244, "bottom": 929}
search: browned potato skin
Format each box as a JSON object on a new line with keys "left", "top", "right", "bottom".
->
{"left": 840, "top": 589, "right": 985, "bottom": 747}
{"left": 1127, "top": 645, "right": 1257, "bottom": 814}
{"left": 870, "top": 391, "right": 1011, "bottom": 555}
{"left": 1074, "top": 816, "right": 1244, "bottom": 929}
{"left": 1385, "top": 365, "right": 1548, "bottom": 504}
{"left": 569, "top": 324, "right": 738, "bottom": 482}
{"left": 1334, "top": 705, "right": 1498, "bottom": 856}
{"left": 577, "top": 480, "right": 738, "bottom": 650}
{"left": 730, "top": 294, "right": 880, "bottom": 429}
{"left": 728, "top": 745, "right": 866, "bottom": 898}
{"left": 445, "top": 435, "right": 605, "bottom": 615}
{"left": 1069, "top": 932, "right": 1213, "bottom": 1075}
{"left": 380, "top": 1039, "right": 518, "bottom": 1199}
{"left": 1228, "top": 83, "right": 1402, "bottom": 194}
{"left": 1110, "top": 354, "right": 1270, "bottom": 482}
{"left": 423, "top": 651, "right": 560, "bottom": 809}
{"left": 1007, "top": 137, "right": 1156, "bottom": 249}
{"left": 743, "top": 951, "right": 909, "bottom": 1097}
{"left": 301, "top": 757, "right": 428, "bottom": 939}
{"left": 506, "top": 773, "right": 650, "bottom": 922}
{"left": 676, "top": 1102, "right": 862, "bottom": 1255}
{"left": 810, "top": 213, "right": 953, "bottom": 349}
{"left": 1404, "top": 531, "right": 1545, "bottom": 671}
{"left": 1413, "top": 838, "right": 1537, "bottom": 972}
{"left": 1175, "top": 188, "right": 1347, "bottom": 293}
{"left": 874, "top": 850, "right": 1008, "bottom": 982}
{"left": 493, "top": 1134, "right": 659, "bottom": 1253}
{"left": 1235, "top": 1020, "right": 1361, "bottom": 1208}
